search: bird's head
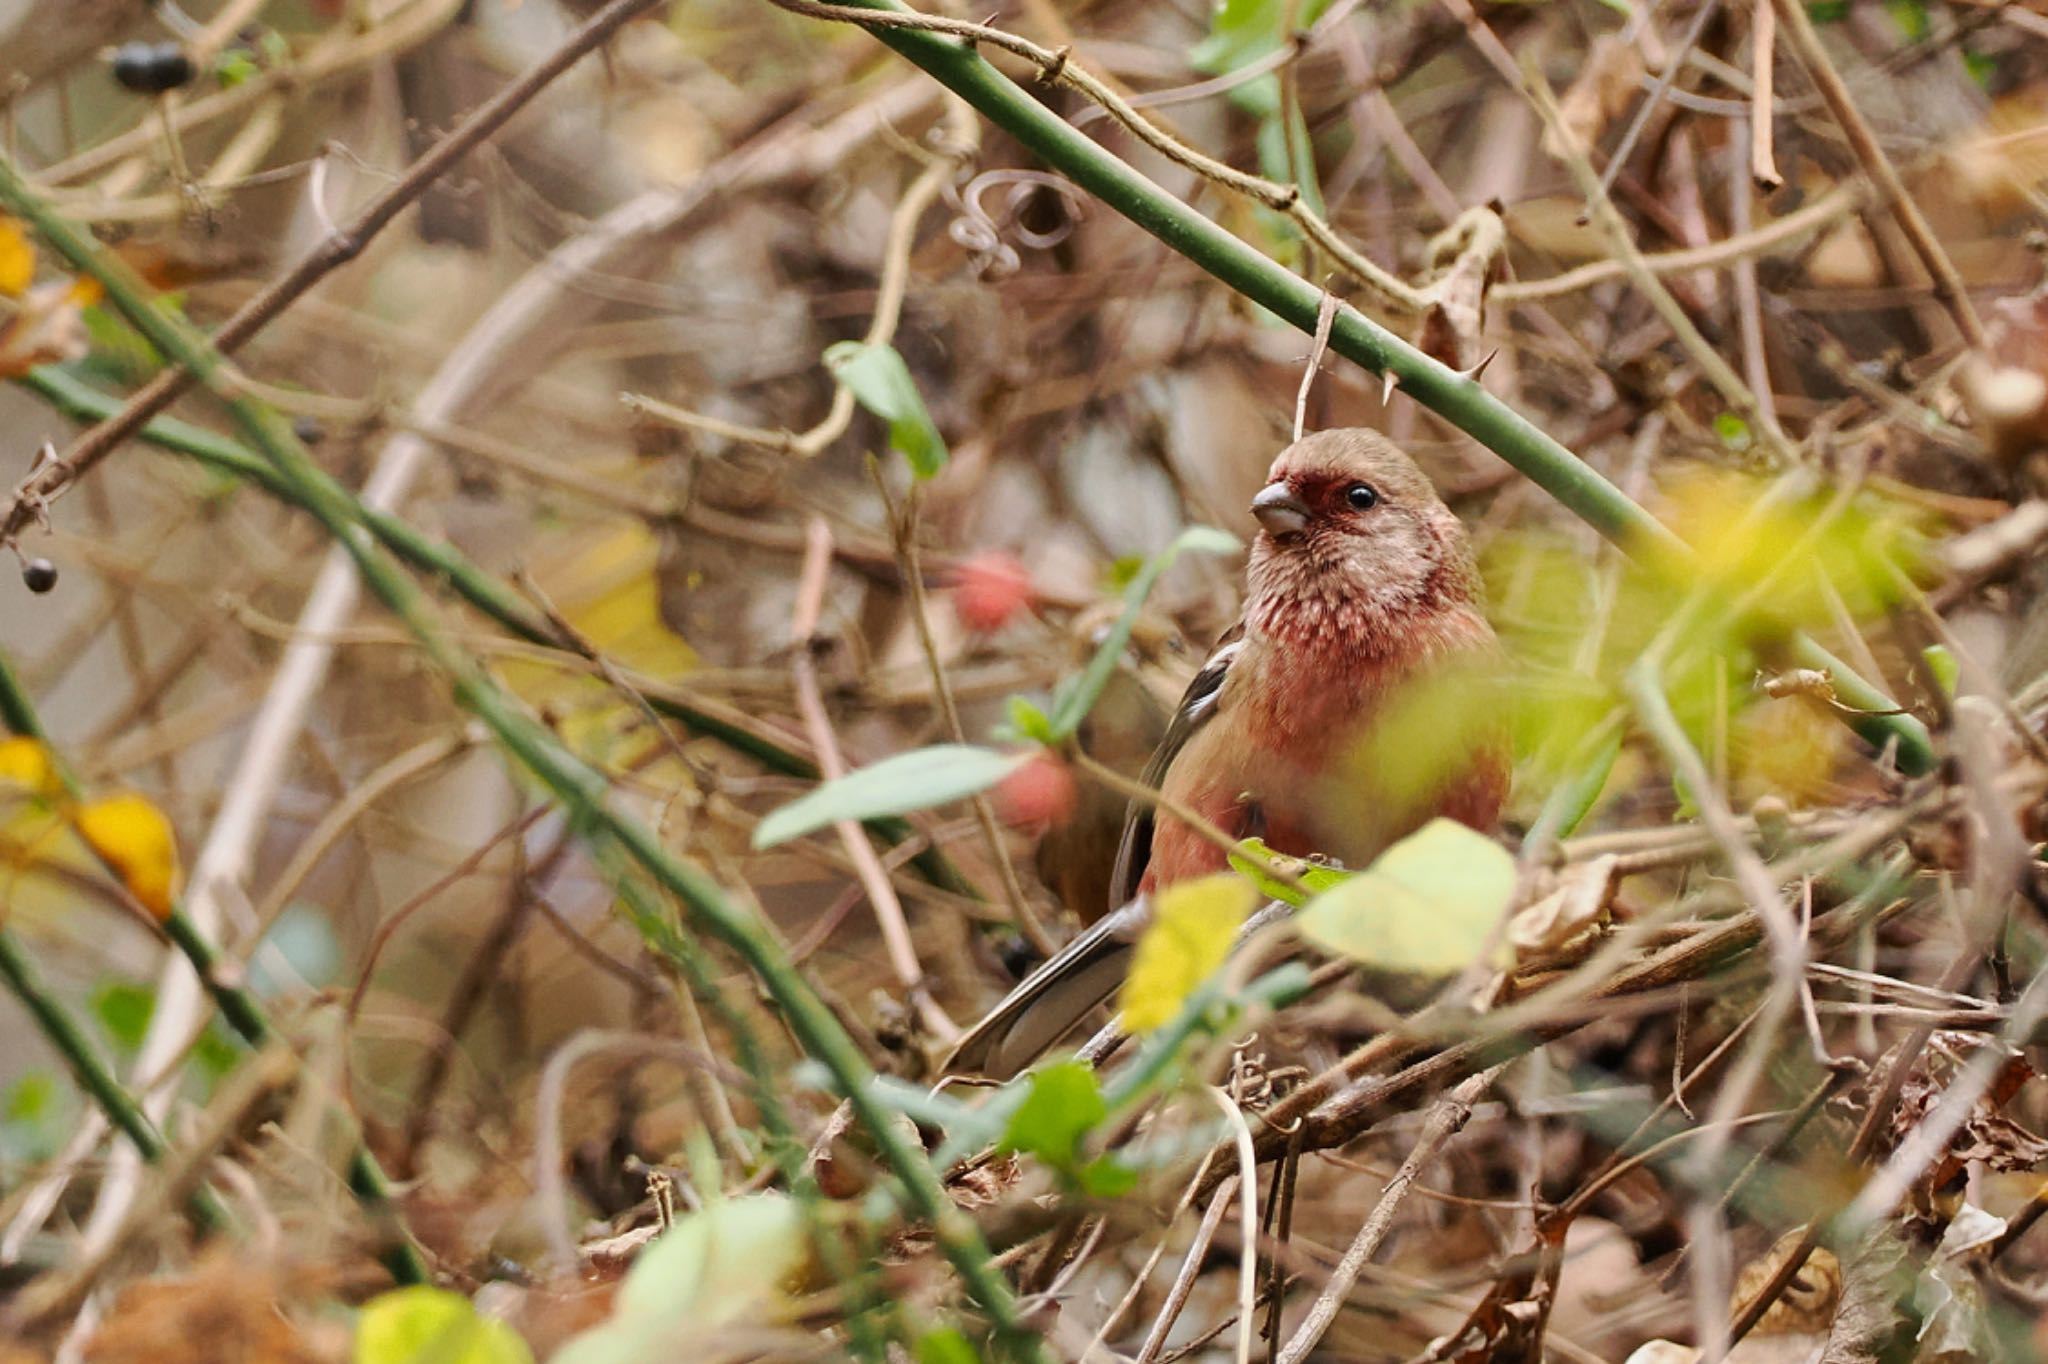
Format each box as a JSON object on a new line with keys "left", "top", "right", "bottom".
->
{"left": 1245, "top": 429, "right": 1479, "bottom": 634}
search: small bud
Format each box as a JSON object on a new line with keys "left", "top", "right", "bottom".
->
{"left": 21, "top": 558, "right": 57, "bottom": 594}
{"left": 110, "top": 42, "right": 196, "bottom": 94}
{"left": 951, "top": 550, "right": 1036, "bottom": 633}
{"left": 993, "top": 752, "right": 1078, "bottom": 831}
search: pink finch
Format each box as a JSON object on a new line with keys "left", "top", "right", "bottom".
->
{"left": 949, "top": 428, "right": 1509, "bottom": 1077}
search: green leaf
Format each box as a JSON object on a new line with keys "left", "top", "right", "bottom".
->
{"left": 1922, "top": 644, "right": 1958, "bottom": 700}
{"left": 824, "top": 341, "right": 948, "bottom": 478}
{"left": 92, "top": 981, "right": 154, "bottom": 1054}
{"left": 1295, "top": 819, "right": 1518, "bottom": 976}
{"left": 1713, "top": 411, "right": 1753, "bottom": 453}
{"left": 354, "top": 1286, "right": 533, "bottom": 1364}
{"left": 1190, "top": 0, "right": 1284, "bottom": 75}
{"left": 1118, "top": 872, "right": 1255, "bottom": 1032}
{"left": 752, "top": 744, "right": 1027, "bottom": 849}
{"left": 917, "top": 1328, "right": 981, "bottom": 1364}
{"left": 4, "top": 1072, "right": 54, "bottom": 1125}
{"left": 995, "top": 694, "right": 1055, "bottom": 745}
{"left": 553, "top": 1195, "right": 808, "bottom": 1364}
{"left": 0, "top": 1071, "right": 67, "bottom": 1162}
{"left": 1048, "top": 525, "right": 1240, "bottom": 740}
{"left": 1882, "top": 0, "right": 1929, "bottom": 40}
{"left": 1077, "top": 1154, "right": 1140, "bottom": 1198}
{"left": 614, "top": 1194, "right": 806, "bottom": 1322}
{"left": 214, "top": 49, "right": 258, "bottom": 88}
{"left": 1228, "top": 837, "right": 1352, "bottom": 907}
{"left": 999, "top": 1058, "right": 1105, "bottom": 1168}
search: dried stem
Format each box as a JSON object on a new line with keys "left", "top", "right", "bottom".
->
{"left": 1769, "top": 0, "right": 1987, "bottom": 348}
{"left": 790, "top": 516, "right": 960, "bottom": 1042}
{"left": 1276, "top": 1066, "right": 1499, "bottom": 1364}
{"left": 1, "top": 0, "right": 666, "bottom": 547}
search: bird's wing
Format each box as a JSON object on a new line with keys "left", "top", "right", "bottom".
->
{"left": 1108, "top": 621, "right": 1246, "bottom": 907}
{"left": 941, "top": 898, "right": 1148, "bottom": 1080}
{"left": 945, "top": 621, "right": 1248, "bottom": 1080}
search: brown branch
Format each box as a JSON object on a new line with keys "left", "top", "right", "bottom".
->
{"left": 1769, "top": 0, "right": 1988, "bottom": 349}
{"left": 0, "top": 0, "right": 665, "bottom": 548}
{"left": 789, "top": 516, "right": 960, "bottom": 1043}
{"left": 1275, "top": 1066, "right": 1500, "bottom": 1364}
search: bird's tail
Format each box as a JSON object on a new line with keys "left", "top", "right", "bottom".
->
{"left": 943, "top": 900, "right": 1149, "bottom": 1080}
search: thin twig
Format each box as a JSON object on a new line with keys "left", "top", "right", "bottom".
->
{"left": 877, "top": 473, "right": 1051, "bottom": 954}
{"left": 0, "top": 0, "right": 667, "bottom": 546}
{"left": 1208, "top": 1087, "right": 1260, "bottom": 1364}
{"left": 625, "top": 99, "right": 966, "bottom": 454}
{"left": 1751, "top": 0, "right": 1782, "bottom": 189}
{"left": 1293, "top": 285, "right": 1340, "bottom": 445}
{"left": 1137, "top": 1174, "right": 1240, "bottom": 1364}
{"left": 1276, "top": 1066, "right": 1500, "bottom": 1364}
{"left": 790, "top": 515, "right": 959, "bottom": 1042}
{"left": 1769, "top": 0, "right": 1987, "bottom": 348}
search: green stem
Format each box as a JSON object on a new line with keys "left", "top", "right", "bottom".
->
{"left": 793, "top": 0, "right": 1935, "bottom": 776}
{"left": 0, "top": 928, "right": 231, "bottom": 1232}
{"left": 15, "top": 366, "right": 977, "bottom": 898}
{"left": 0, "top": 640, "right": 427, "bottom": 1281}
{"left": 0, "top": 158, "right": 1034, "bottom": 1356}
{"left": 158, "top": 908, "right": 426, "bottom": 1281}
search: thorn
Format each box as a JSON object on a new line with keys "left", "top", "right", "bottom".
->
{"left": 1457, "top": 349, "right": 1499, "bottom": 383}
{"left": 1381, "top": 369, "right": 1399, "bottom": 405}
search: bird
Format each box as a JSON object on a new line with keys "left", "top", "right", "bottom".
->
{"left": 946, "top": 428, "right": 1510, "bottom": 1078}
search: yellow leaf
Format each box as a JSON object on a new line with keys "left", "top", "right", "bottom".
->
{"left": 355, "top": 1286, "right": 532, "bottom": 1364}
{"left": 0, "top": 218, "right": 33, "bottom": 297}
{"left": 1118, "top": 872, "right": 1255, "bottom": 1033}
{"left": 0, "top": 737, "right": 57, "bottom": 795}
{"left": 1664, "top": 467, "right": 1918, "bottom": 625}
{"left": 73, "top": 792, "right": 181, "bottom": 918}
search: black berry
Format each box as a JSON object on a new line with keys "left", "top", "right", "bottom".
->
{"left": 111, "top": 42, "right": 196, "bottom": 94}
{"left": 21, "top": 558, "right": 57, "bottom": 594}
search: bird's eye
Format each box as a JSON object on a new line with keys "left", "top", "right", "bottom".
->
{"left": 1345, "top": 483, "right": 1379, "bottom": 510}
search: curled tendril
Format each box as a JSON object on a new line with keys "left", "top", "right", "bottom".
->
{"left": 945, "top": 170, "right": 1088, "bottom": 278}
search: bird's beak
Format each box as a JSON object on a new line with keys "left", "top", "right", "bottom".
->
{"left": 1251, "top": 482, "right": 1311, "bottom": 537}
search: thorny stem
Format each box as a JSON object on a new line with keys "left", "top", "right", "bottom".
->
{"left": 0, "top": 931, "right": 231, "bottom": 1234}
{"left": 15, "top": 364, "right": 978, "bottom": 900}
{"left": 763, "top": 0, "right": 1936, "bottom": 775}
{"left": 0, "top": 651, "right": 236, "bottom": 1240}
{"left": 0, "top": 0, "right": 667, "bottom": 547}
{"left": 0, "top": 643, "right": 429, "bottom": 1281}
{"left": 0, "top": 159, "right": 1038, "bottom": 1357}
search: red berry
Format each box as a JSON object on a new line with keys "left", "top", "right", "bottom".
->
{"left": 994, "top": 753, "right": 1078, "bottom": 831}
{"left": 951, "top": 551, "right": 1035, "bottom": 633}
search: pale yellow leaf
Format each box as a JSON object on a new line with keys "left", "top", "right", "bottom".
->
{"left": 1296, "top": 819, "right": 1516, "bottom": 976}
{"left": 1118, "top": 872, "right": 1255, "bottom": 1033}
